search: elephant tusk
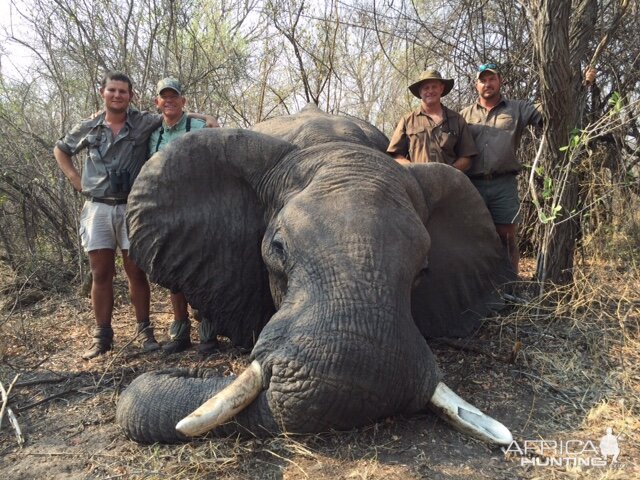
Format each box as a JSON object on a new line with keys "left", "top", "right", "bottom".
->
{"left": 175, "top": 360, "right": 263, "bottom": 437}
{"left": 428, "top": 382, "right": 513, "bottom": 446}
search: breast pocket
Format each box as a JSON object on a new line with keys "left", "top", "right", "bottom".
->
{"left": 86, "top": 134, "right": 104, "bottom": 162}
{"left": 438, "top": 131, "right": 457, "bottom": 151}
{"left": 495, "top": 113, "right": 515, "bottom": 130}
{"left": 406, "top": 125, "right": 427, "bottom": 149}
{"left": 405, "top": 125, "right": 428, "bottom": 161}
{"left": 406, "top": 125, "right": 427, "bottom": 137}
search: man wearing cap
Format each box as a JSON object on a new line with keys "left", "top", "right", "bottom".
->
{"left": 387, "top": 69, "right": 477, "bottom": 171}
{"left": 148, "top": 77, "right": 220, "bottom": 355}
{"left": 460, "top": 63, "right": 542, "bottom": 275}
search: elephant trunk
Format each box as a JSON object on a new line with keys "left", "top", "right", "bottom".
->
{"left": 116, "top": 369, "right": 236, "bottom": 444}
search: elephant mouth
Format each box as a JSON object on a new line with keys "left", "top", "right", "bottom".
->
{"left": 175, "top": 360, "right": 513, "bottom": 446}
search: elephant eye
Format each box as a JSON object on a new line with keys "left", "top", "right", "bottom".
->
{"left": 272, "top": 239, "right": 284, "bottom": 255}
{"left": 271, "top": 238, "right": 287, "bottom": 263}
{"left": 264, "top": 228, "right": 288, "bottom": 272}
{"left": 413, "top": 263, "right": 429, "bottom": 288}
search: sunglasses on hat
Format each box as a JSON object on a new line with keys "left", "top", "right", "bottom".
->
{"left": 478, "top": 63, "right": 498, "bottom": 73}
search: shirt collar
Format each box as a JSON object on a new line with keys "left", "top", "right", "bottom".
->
{"left": 476, "top": 95, "right": 507, "bottom": 110}
{"left": 415, "top": 104, "right": 449, "bottom": 123}
{"left": 415, "top": 104, "right": 449, "bottom": 114}
{"left": 163, "top": 112, "right": 187, "bottom": 131}
{"left": 93, "top": 110, "right": 132, "bottom": 132}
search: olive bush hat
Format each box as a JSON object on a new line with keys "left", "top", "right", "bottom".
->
{"left": 408, "top": 70, "right": 454, "bottom": 98}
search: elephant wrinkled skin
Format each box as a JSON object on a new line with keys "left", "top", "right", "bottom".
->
{"left": 116, "top": 105, "right": 514, "bottom": 445}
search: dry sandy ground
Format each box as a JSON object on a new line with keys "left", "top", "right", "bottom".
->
{"left": 0, "top": 261, "right": 638, "bottom": 479}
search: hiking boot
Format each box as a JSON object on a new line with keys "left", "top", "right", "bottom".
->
{"left": 136, "top": 321, "right": 160, "bottom": 352}
{"left": 82, "top": 327, "right": 113, "bottom": 360}
{"left": 162, "top": 319, "right": 191, "bottom": 355}
{"left": 197, "top": 316, "right": 218, "bottom": 356}
{"left": 163, "top": 338, "right": 192, "bottom": 354}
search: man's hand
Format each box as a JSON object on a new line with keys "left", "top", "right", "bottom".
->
{"left": 584, "top": 66, "right": 596, "bottom": 86}
{"left": 53, "top": 146, "right": 82, "bottom": 192}
{"left": 187, "top": 112, "right": 219, "bottom": 128}
{"left": 452, "top": 156, "right": 472, "bottom": 172}
{"left": 204, "top": 116, "right": 220, "bottom": 128}
{"left": 390, "top": 153, "right": 410, "bottom": 165}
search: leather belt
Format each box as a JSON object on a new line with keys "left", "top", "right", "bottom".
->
{"left": 91, "top": 197, "right": 127, "bottom": 206}
{"left": 468, "top": 171, "right": 517, "bottom": 181}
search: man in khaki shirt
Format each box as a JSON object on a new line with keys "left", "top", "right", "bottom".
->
{"left": 387, "top": 70, "right": 477, "bottom": 171}
{"left": 460, "top": 63, "right": 542, "bottom": 274}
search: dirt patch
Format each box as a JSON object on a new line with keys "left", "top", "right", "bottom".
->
{"left": 1, "top": 259, "right": 638, "bottom": 479}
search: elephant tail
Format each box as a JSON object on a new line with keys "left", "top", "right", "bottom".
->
{"left": 116, "top": 368, "right": 278, "bottom": 444}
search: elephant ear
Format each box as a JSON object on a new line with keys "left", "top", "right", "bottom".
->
{"left": 406, "top": 163, "right": 515, "bottom": 338}
{"left": 127, "top": 129, "right": 297, "bottom": 347}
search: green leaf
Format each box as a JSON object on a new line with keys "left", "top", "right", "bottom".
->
{"left": 608, "top": 91, "right": 622, "bottom": 113}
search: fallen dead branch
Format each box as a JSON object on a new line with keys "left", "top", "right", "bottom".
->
{"left": 0, "top": 373, "right": 20, "bottom": 429}
{"left": 13, "top": 387, "right": 79, "bottom": 414}
{"left": 0, "top": 374, "right": 24, "bottom": 446}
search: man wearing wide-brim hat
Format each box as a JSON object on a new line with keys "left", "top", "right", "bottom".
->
{"left": 387, "top": 69, "right": 477, "bottom": 171}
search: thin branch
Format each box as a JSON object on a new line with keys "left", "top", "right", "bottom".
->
{"left": 0, "top": 373, "right": 21, "bottom": 429}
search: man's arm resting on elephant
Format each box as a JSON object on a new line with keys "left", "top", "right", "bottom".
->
{"left": 387, "top": 117, "right": 411, "bottom": 165}
{"left": 452, "top": 156, "right": 471, "bottom": 172}
{"left": 53, "top": 146, "right": 82, "bottom": 192}
{"left": 188, "top": 112, "right": 220, "bottom": 128}
{"left": 391, "top": 153, "right": 411, "bottom": 165}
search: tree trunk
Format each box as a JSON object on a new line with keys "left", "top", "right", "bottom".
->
{"left": 530, "top": 0, "right": 597, "bottom": 284}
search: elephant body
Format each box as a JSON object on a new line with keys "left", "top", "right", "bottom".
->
{"left": 116, "top": 105, "right": 513, "bottom": 444}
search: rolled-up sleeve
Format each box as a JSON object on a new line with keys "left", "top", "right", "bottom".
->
{"left": 523, "top": 101, "right": 543, "bottom": 127}
{"left": 55, "top": 122, "right": 90, "bottom": 156}
{"left": 386, "top": 117, "right": 409, "bottom": 158}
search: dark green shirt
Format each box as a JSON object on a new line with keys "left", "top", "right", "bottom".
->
{"left": 460, "top": 97, "right": 542, "bottom": 176}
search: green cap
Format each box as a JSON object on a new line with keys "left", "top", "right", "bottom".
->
{"left": 156, "top": 77, "right": 183, "bottom": 95}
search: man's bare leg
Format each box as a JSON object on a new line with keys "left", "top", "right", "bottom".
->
{"left": 495, "top": 223, "right": 519, "bottom": 275}
{"left": 83, "top": 249, "right": 116, "bottom": 359}
{"left": 122, "top": 250, "right": 159, "bottom": 351}
{"left": 164, "top": 291, "right": 192, "bottom": 354}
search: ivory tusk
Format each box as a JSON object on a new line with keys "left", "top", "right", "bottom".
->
{"left": 176, "top": 360, "right": 263, "bottom": 437}
{"left": 428, "top": 382, "right": 513, "bottom": 445}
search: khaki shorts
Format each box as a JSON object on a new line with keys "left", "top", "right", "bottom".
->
{"left": 471, "top": 174, "right": 521, "bottom": 224}
{"left": 79, "top": 201, "right": 130, "bottom": 252}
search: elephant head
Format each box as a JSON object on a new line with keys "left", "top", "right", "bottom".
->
{"left": 116, "top": 105, "right": 513, "bottom": 445}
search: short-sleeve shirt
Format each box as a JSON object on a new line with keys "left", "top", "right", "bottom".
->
{"left": 148, "top": 113, "right": 206, "bottom": 156}
{"left": 386, "top": 106, "right": 478, "bottom": 165}
{"left": 460, "top": 97, "right": 542, "bottom": 176}
{"left": 55, "top": 109, "right": 161, "bottom": 198}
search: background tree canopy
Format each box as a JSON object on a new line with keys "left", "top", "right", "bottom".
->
{"left": 0, "top": 0, "right": 638, "bottom": 289}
